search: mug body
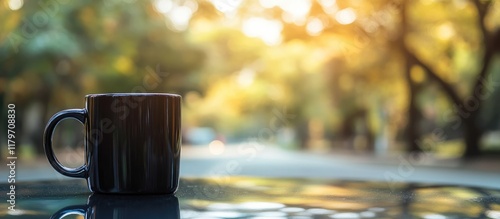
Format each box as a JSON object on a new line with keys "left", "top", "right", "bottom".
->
{"left": 85, "top": 93, "right": 181, "bottom": 194}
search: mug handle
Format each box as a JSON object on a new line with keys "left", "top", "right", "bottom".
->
{"left": 50, "top": 205, "right": 87, "bottom": 219}
{"left": 43, "top": 109, "right": 88, "bottom": 178}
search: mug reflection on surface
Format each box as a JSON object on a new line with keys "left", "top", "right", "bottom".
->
{"left": 50, "top": 194, "right": 180, "bottom": 219}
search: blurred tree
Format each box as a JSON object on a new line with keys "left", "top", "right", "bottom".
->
{"left": 403, "top": 0, "right": 500, "bottom": 157}
{"left": 2, "top": 0, "right": 499, "bottom": 158}
{"left": 241, "top": 0, "right": 500, "bottom": 157}
{"left": 0, "top": 0, "right": 204, "bottom": 154}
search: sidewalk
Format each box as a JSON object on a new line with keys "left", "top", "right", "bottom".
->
{"left": 180, "top": 145, "right": 500, "bottom": 189}
{"left": 1, "top": 145, "right": 499, "bottom": 189}
{"left": 183, "top": 145, "right": 500, "bottom": 173}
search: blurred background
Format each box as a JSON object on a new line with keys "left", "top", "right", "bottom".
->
{"left": 1, "top": 0, "right": 500, "bottom": 186}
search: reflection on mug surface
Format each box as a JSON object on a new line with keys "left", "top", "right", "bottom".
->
{"left": 51, "top": 194, "right": 180, "bottom": 219}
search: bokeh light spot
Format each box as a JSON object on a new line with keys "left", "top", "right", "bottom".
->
{"left": 436, "top": 22, "right": 455, "bottom": 40}
{"left": 318, "top": 0, "right": 336, "bottom": 7}
{"left": 306, "top": 18, "right": 324, "bottom": 36}
{"left": 335, "top": 8, "right": 357, "bottom": 25}
{"left": 167, "top": 6, "right": 193, "bottom": 31}
{"left": 211, "top": 0, "right": 242, "bottom": 14}
{"left": 422, "top": 214, "right": 447, "bottom": 219}
{"left": 486, "top": 210, "right": 500, "bottom": 219}
{"left": 209, "top": 140, "right": 225, "bottom": 155}
{"left": 8, "top": 0, "right": 23, "bottom": 10}
{"left": 153, "top": 0, "right": 173, "bottom": 13}
{"left": 237, "top": 68, "right": 255, "bottom": 88}
{"left": 279, "top": 0, "right": 311, "bottom": 24}
{"left": 242, "top": 17, "right": 282, "bottom": 45}
{"left": 114, "top": 56, "right": 133, "bottom": 75}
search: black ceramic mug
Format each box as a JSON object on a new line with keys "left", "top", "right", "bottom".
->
{"left": 43, "top": 93, "right": 181, "bottom": 194}
{"left": 50, "top": 194, "right": 180, "bottom": 219}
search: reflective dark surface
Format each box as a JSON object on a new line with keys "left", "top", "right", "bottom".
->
{"left": 1, "top": 177, "right": 500, "bottom": 218}
{"left": 44, "top": 93, "right": 181, "bottom": 194}
{"left": 50, "top": 194, "right": 179, "bottom": 219}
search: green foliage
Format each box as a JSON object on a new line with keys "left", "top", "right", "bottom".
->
{"left": 1, "top": 0, "right": 499, "bottom": 153}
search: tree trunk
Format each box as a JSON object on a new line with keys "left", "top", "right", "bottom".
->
{"left": 404, "top": 49, "right": 421, "bottom": 153}
{"left": 460, "top": 0, "right": 494, "bottom": 158}
{"left": 400, "top": 0, "right": 421, "bottom": 153}
{"left": 463, "top": 114, "right": 482, "bottom": 158}
{"left": 406, "top": 96, "right": 422, "bottom": 153}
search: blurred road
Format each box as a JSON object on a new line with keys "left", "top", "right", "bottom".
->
{"left": 1, "top": 144, "right": 499, "bottom": 189}
{"left": 181, "top": 145, "right": 500, "bottom": 189}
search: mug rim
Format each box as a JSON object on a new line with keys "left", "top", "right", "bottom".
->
{"left": 85, "top": 93, "right": 181, "bottom": 98}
